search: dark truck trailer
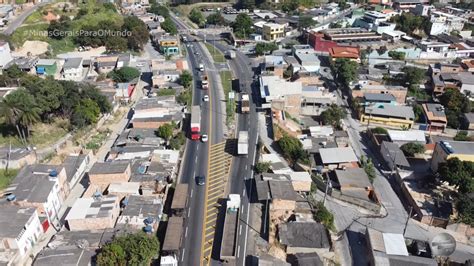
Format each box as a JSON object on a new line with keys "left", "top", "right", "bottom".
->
{"left": 220, "top": 194, "right": 241, "bottom": 262}
{"left": 171, "top": 184, "right": 188, "bottom": 216}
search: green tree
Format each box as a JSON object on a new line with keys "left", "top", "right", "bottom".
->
{"left": 402, "top": 66, "right": 426, "bottom": 85}
{"left": 439, "top": 158, "right": 474, "bottom": 194}
{"left": 147, "top": 3, "right": 169, "bottom": 18}
{"left": 105, "top": 36, "right": 128, "bottom": 52}
{"left": 400, "top": 142, "right": 425, "bottom": 157}
{"left": 454, "top": 131, "right": 472, "bottom": 141}
{"left": 388, "top": 51, "right": 406, "bottom": 60}
{"left": 391, "top": 12, "right": 431, "bottom": 35}
{"left": 320, "top": 104, "right": 347, "bottom": 129}
{"left": 239, "top": 0, "right": 256, "bottom": 10}
{"left": 169, "top": 131, "right": 186, "bottom": 150}
{"left": 440, "top": 88, "right": 471, "bottom": 128}
{"left": 122, "top": 16, "right": 149, "bottom": 51}
{"left": 161, "top": 17, "right": 178, "bottom": 35}
{"left": 278, "top": 135, "right": 307, "bottom": 166}
{"left": 371, "top": 127, "right": 388, "bottom": 135}
{"left": 97, "top": 232, "right": 159, "bottom": 266}
{"left": 24, "top": 77, "right": 65, "bottom": 116}
{"left": 456, "top": 194, "right": 474, "bottom": 226}
{"left": 413, "top": 104, "right": 424, "bottom": 122}
{"left": 189, "top": 9, "right": 206, "bottom": 27}
{"left": 108, "top": 67, "right": 140, "bottom": 82}
{"left": 0, "top": 89, "right": 38, "bottom": 142}
{"left": 281, "top": 0, "right": 299, "bottom": 12}
{"left": 299, "top": 16, "right": 317, "bottom": 29}
{"left": 47, "top": 17, "right": 71, "bottom": 40}
{"left": 179, "top": 71, "right": 193, "bottom": 89}
{"left": 156, "top": 123, "right": 173, "bottom": 141}
{"left": 334, "top": 58, "right": 358, "bottom": 86}
{"left": 255, "top": 161, "right": 271, "bottom": 173}
{"left": 232, "top": 14, "right": 253, "bottom": 38}
{"left": 206, "top": 13, "right": 225, "bottom": 25}
{"left": 314, "top": 201, "right": 335, "bottom": 231}
{"left": 71, "top": 99, "right": 100, "bottom": 128}
{"left": 360, "top": 155, "right": 376, "bottom": 183}
{"left": 255, "top": 42, "right": 278, "bottom": 56}
{"left": 376, "top": 45, "right": 387, "bottom": 55}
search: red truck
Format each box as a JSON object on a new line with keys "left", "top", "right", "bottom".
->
{"left": 190, "top": 105, "right": 201, "bottom": 140}
{"left": 201, "top": 74, "right": 209, "bottom": 90}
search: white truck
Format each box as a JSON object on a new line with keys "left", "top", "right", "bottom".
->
{"left": 225, "top": 50, "right": 236, "bottom": 59}
{"left": 237, "top": 131, "right": 248, "bottom": 156}
{"left": 241, "top": 93, "right": 249, "bottom": 113}
{"left": 220, "top": 194, "right": 241, "bottom": 261}
{"left": 198, "top": 63, "right": 204, "bottom": 71}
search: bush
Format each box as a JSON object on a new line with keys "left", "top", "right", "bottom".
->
{"left": 314, "top": 201, "right": 335, "bottom": 231}
{"left": 278, "top": 135, "right": 308, "bottom": 166}
{"left": 388, "top": 51, "right": 406, "bottom": 60}
{"left": 400, "top": 142, "right": 425, "bottom": 157}
{"left": 454, "top": 131, "right": 472, "bottom": 141}
{"left": 371, "top": 127, "right": 388, "bottom": 135}
{"left": 107, "top": 67, "right": 140, "bottom": 82}
{"left": 255, "top": 161, "right": 271, "bottom": 173}
{"left": 97, "top": 232, "right": 159, "bottom": 265}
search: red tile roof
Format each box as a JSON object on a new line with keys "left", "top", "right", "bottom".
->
{"left": 329, "top": 46, "right": 360, "bottom": 59}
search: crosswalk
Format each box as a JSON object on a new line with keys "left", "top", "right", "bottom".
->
{"left": 201, "top": 141, "right": 233, "bottom": 264}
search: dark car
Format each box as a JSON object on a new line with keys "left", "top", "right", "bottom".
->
{"left": 196, "top": 176, "right": 205, "bottom": 186}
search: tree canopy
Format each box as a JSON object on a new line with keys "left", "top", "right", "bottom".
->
{"left": 107, "top": 67, "right": 140, "bottom": 83}
{"left": 206, "top": 13, "right": 226, "bottom": 25}
{"left": 278, "top": 135, "right": 308, "bottom": 166}
{"left": 232, "top": 14, "right": 253, "bottom": 38}
{"left": 179, "top": 71, "right": 193, "bottom": 89}
{"left": 161, "top": 17, "right": 178, "bottom": 35}
{"left": 189, "top": 9, "right": 206, "bottom": 28}
{"left": 97, "top": 232, "right": 159, "bottom": 266}
{"left": 391, "top": 12, "right": 431, "bottom": 36}
{"left": 402, "top": 66, "right": 426, "bottom": 86}
{"left": 400, "top": 142, "right": 425, "bottom": 157}
{"left": 320, "top": 104, "right": 347, "bottom": 129}
{"left": 255, "top": 161, "right": 271, "bottom": 173}
{"left": 255, "top": 42, "right": 278, "bottom": 56}
{"left": 334, "top": 58, "right": 358, "bottom": 87}
{"left": 299, "top": 16, "right": 317, "bottom": 29}
{"left": 456, "top": 193, "right": 474, "bottom": 226}
{"left": 439, "top": 88, "right": 471, "bottom": 128}
{"left": 147, "top": 3, "right": 170, "bottom": 18}
{"left": 156, "top": 123, "right": 173, "bottom": 141}
{"left": 388, "top": 51, "right": 405, "bottom": 60}
{"left": 439, "top": 158, "right": 474, "bottom": 194}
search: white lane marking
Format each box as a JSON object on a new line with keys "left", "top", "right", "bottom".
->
{"left": 190, "top": 189, "right": 193, "bottom": 198}
{"left": 187, "top": 209, "right": 191, "bottom": 218}
{"left": 195, "top": 156, "right": 198, "bottom": 164}
{"left": 181, "top": 248, "right": 185, "bottom": 261}
{"left": 245, "top": 165, "right": 248, "bottom": 171}
{"left": 240, "top": 224, "right": 243, "bottom": 235}
{"left": 185, "top": 226, "right": 188, "bottom": 237}
{"left": 243, "top": 188, "right": 246, "bottom": 197}
{"left": 241, "top": 204, "right": 244, "bottom": 214}
{"left": 237, "top": 245, "right": 241, "bottom": 258}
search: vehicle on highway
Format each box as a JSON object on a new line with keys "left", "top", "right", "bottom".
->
{"left": 201, "top": 134, "right": 208, "bottom": 142}
{"left": 237, "top": 131, "right": 249, "bottom": 156}
{"left": 198, "top": 63, "right": 204, "bottom": 71}
{"left": 203, "top": 95, "right": 209, "bottom": 102}
{"left": 196, "top": 175, "right": 206, "bottom": 186}
{"left": 225, "top": 50, "right": 236, "bottom": 59}
{"left": 220, "top": 194, "right": 241, "bottom": 260}
{"left": 201, "top": 74, "right": 209, "bottom": 90}
{"left": 191, "top": 105, "right": 201, "bottom": 140}
{"left": 240, "top": 93, "right": 250, "bottom": 113}
{"left": 136, "top": 62, "right": 145, "bottom": 67}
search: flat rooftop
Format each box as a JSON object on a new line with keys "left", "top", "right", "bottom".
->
{"left": 0, "top": 206, "right": 36, "bottom": 238}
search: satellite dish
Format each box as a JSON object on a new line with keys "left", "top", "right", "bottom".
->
{"left": 430, "top": 233, "right": 456, "bottom": 257}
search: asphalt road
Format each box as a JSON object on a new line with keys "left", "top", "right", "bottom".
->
{"left": 3, "top": 2, "right": 48, "bottom": 35}
{"left": 171, "top": 14, "right": 226, "bottom": 266}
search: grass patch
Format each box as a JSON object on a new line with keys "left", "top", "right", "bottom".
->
{"left": 0, "top": 169, "right": 19, "bottom": 191}
{"left": 156, "top": 88, "right": 176, "bottom": 96}
{"left": 0, "top": 119, "right": 69, "bottom": 149}
{"left": 220, "top": 70, "right": 234, "bottom": 125}
{"left": 85, "top": 129, "right": 110, "bottom": 152}
{"left": 205, "top": 43, "right": 225, "bottom": 63}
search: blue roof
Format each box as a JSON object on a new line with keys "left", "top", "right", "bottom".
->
{"left": 36, "top": 67, "right": 45, "bottom": 74}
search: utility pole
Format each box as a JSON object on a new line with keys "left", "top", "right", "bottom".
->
{"left": 403, "top": 206, "right": 413, "bottom": 236}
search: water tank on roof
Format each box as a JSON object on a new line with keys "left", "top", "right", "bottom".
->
{"left": 144, "top": 217, "right": 154, "bottom": 225}
{"left": 121, "top": 197, "right": 129, "bottom": 207}
{"left": 49, "top": 170, "right": 58, "bottom": 177}
{"left": 143, "top": 225, "right": 153, "bottom": 234}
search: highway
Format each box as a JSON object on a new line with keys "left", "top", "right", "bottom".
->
{"left": 3, "top": 2, "right": 48, "bottom": 35}
{"left": 171, "top": 13, "right": 227, "bottom": 266}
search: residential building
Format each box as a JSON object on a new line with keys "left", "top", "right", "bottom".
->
{"left": 334, "top": 130, "right": 349, "bottom": 147}
{"left": 262, "top": 23, "right": 285, "bottom": 41}
{"left": 334, "top": 168, "right": 377, "bottom": 203}
{"left": 463, "top": 112, "right": 474, "bottom": 130}
{"left": 255, "top": 178, "right": 298, "bottom": 220}
{"left": 422, "top": 103, "right": 447, "bottom": 132}
{"left": 158, "top": 36, "right": 179, "bottom": 56}
{"left": 430, "top": 11, "right": 466, "bottom": 36}
{"left": 0, "top": 4, "right": 13, "bottom": 25}
{"left": 363, "top": 93, "right": 397, "bottom": 105}
{"left": 117, "top": 195, "right": 163, "bottom": 231}
{"left": 115, "top": 82, "right": 136, "bottom": 103}
{"left": 14, "top": 57, "right": 38, "bottom": 73}
{"left": 0, "top": 206, "right": 43, "bottom": 265}
{"left": 323, "top": 28, "right": 382, "bottom": 43}
{"left": 159, "top": 70, "right": 180, "bottom": 82}
{"left": 288, "top": 172, "right": 312, "bottom": 192}
{"left": 419, "top": 41, "right": 455, "bottom": 59}
{"left": 352, "top": 84, "right": 407, "bottom": 104}
{"left": 7, "top": 164, "right": 68, "bottom": 227}
{"left": 86, "top": 161, "right": 131, "bottom": 195}
{"left": 259, "top": 75, "right": 302, "bottom": 116}
{"left": 355, "top": 11, "right": 389, "bottom": 30}
{"left": 294, "top": 49, "right": 320, "bottom": 73}
{"left": 361, "top": 104, "right": 415, "bottom": 129}
{"left": 62, "top": 153, "right": 91, "bottom": 190}
{"left": 410, "top": 4, "right": 434, "bottom": 16}
{"left": 380, "top": 141, "right": 410, "bottom": 171}
{"left": 0, "top": 41, "right": 13, "bottom": 70}
{"left": 393, "top": 0, "right": 429, "bottom": 10}
{"left": 66, "top": 195, "right": 120, "bottom": 231}
{"left": 430, "top": 140, "right": 474, "bottom": 172}
{"left": 279, "top": 222, "right": 330, "bottom": 254}
{"left": 329, "top": 46, "right": 360, "bottom": 63}
{"left": 0, "top": 147, "right": 36, "bottom": 169}
{"left": 131, "top": 96, "right": 183, "bottom": 129}
{"left": 107, "top": 182, "right": 140, "bottom": 199}
{"left": 260, "top": 154, "right": 292, "bottom": 174}
{"left": 61, "top": 58, "right": 83, "bottom": 81}
{"left": 36, "top": 59, "right": 57, "bottom": 76}
{"left": 318, "top": 147, "right": 358, "bottom": 169}
{"left": 387, "top": 129, "right": 426, "bottom": 145}
{"left": 95, "top": 55, "right": 118, "bottom": 73}
{"left": 261, "top": 55, "right": 287, "bottom": 77}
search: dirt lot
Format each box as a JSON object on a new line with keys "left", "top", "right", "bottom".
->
{"left": 13, "top": 40, "right": 49, "bottom": 56}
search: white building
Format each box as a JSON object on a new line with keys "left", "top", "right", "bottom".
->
{"left": 61, "top": 58, "right": 83, "bottom": 81}
{"left": 0, "top": 41, "right": 13, "bottom": 70}
{"left": 430, "top": 11, "right": 466, "bottom": 36}
{"left": 0, "top": 206, "right": 43, "bottom": 264}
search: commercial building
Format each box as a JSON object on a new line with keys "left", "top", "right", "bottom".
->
{"left": 322, "top": 28, "right": 382, "bottom": 43}
{"left": 352, "top": 84, "right": 407, "bottom": 104}
{"left": 422, "top": 103, "right": 447, "bottom": 132}
{"left": 262, "top": 23, "right": 285, "bottom": 41}
{"left": 259, "top": 75, "right": 302, "bottom": 116}
{"left": 387, "top": 130, "right": 426, "bottom": 145}
{"left": 158, "top": 36, "right": 179, "bottom": 56}
{"left": 66, "top": 195, "right": 120, "bottom": 231}
{"left": 0, "top": 206, "right": 43, "bottom": 265}
{"left": 361, "top": 104, "right": 414, "bottom": 129}
{"left": 430, "top": 140, "right": 474, "bottom": 172}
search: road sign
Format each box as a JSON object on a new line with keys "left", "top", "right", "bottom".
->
{"left": 229, "top": 92, "right": 235, "bottom": 99}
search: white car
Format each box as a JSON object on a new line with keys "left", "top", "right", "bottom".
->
{"left": 203, "top": 95, "right": 209, "bottom": 102}
{"left": 201, "top": 134, "right": 208, "bottom": 142}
